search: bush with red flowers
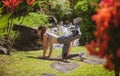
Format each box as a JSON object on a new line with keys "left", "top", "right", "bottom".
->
{"left": 1, "top": 0, "right": 35, "bottom": 16}
{"left": 86, "top": 0, "right": 120, "bottom": 76}
{"left": 0, "top": 0, "right": 35, "bottom": 55}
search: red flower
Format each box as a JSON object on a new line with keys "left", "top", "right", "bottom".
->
{"left": 115, "top": 67, "right": 120, "bottom": 73}
{"left": 2, "top": 0, "right": 21, "bottom": 8}
{"left": 99, "top": 0, "right": 114, "bottom": 7}
{"left": 2, "top": 0, "right": 21, "bottom": 12}
{"left": 86, "top": 0, "right": 120, "bottom": 73}
{"left": 104, "top": 62, "right": 113, "bottom": 71}
{"left": 117, "top": 48, "right": 120, "bottom": 58}
{"left": 92, "top": 7, "right": 112, "bottom": 32}
{"left": 113, "top": 3, "right": 120, "bottom": 27}
{"left": 26, "top": 0, "right": 34, "bottom": 5}
{"left": 86, "top": 40, "right": 98, "bottom": 55}
{"left": 104, "top": 55, "right": 113, "bottom": 71}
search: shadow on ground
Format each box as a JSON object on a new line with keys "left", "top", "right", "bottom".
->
{"left": 27, "top": 56, "right": 70, "bottom": 63}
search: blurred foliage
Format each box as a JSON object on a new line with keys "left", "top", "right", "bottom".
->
{"left": 51, "top": 0, "right": 72, "bottom": 23}
{"left": 73, "top": 0, "right": 100, "bottom": 44}
{"left": 0, "top": 0, "right": 101, "bottom": 46}
{"left": 33, "top": 0, "right": 72, "bottom": 23}
{"left": 13, "top": 12, "right": 49, "bottom": 28}
{"left": 0, "top": 8, "right": 11, "bottom": 29}
{"left": 0, "top": 7, "right": 11, "bottom": 39}
{"left": 0, "top": 0, "right": 35, "bottom": 54}
{"left": 0, "top": 8, "right": 16, "bottom": 52}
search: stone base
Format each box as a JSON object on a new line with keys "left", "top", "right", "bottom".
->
{"left": 50, "top": 61, "right": 79, "bottom": 72}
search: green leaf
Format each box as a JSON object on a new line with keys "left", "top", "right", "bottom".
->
{"left": 0, "top": 13, "right": 11, "bottom": 29}
{"left": 0, "top": 7, "right": 3, "bottom": 15}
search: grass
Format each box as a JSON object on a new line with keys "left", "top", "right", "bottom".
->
{"left": 0, "top": 46, "right": 115, "bottom": 76}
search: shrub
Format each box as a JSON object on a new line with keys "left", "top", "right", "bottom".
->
{"left": 74, "top": 0, "right": 100, "bottom": 44}
{"left": 13, "top": 12, "right": 49, "bottom": 28}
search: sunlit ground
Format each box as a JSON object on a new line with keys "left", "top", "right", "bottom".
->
{"left": 0, "top": 46, "right": 114, "bottom": 76}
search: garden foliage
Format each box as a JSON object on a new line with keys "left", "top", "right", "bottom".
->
{"left": 86, "top": 0, "right": 120, "bottom": 76}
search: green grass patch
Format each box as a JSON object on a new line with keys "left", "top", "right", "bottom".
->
{"left": 0, "top": 46, "right": 114, "bottom": 76}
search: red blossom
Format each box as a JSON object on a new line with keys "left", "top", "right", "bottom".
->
{"left": 104, "top": 55, "right": 113, "bottom": 70}
{"left": 98, "top": 42, "right": 107, "bottom": 57}
{"left": 113, "top": 3, "right": 120, "bottom": 27}
{"left": 86, "top": 40, "right": 98, "bottom": 55}
{"left": 86, "top": 0, "right": 120, "bottom": 73}
{"left": 2, "top": 0, "right": 22, "bottom": 12}
{"left": 104, "top": 61, "right": 113, "bottom": 71}
{"left": 26, "top": 0, "right": 35, "bottom": 5}
{"left": 115, "top": 67, "right": 120, "bottom": 73}
{"left": 92, "top": 7, "right": 112, "bottom": 32}
{"left": 97, "top": 34, "right": 109, "bottom": 58}
{"left": 99, "top": 0, "right": 114, "bottom": 7}
{"left": 117, "top": 48, "right": 120, "bottom": 58}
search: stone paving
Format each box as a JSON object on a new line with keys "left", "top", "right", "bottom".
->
{"left": 50, "top": 52, "right": 105, "bottom": 72}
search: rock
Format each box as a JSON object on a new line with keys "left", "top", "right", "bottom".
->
{"left": 83, "top": 55, "right": 105, "bottom": 64}
{"left": 0, "top": 46, "right": 7, "bottom": 54}
{"left": 12, "top": 24, "right": 42, "bottom": 51}
{"left": 73, "top": 17, "right": 82, "bottom": 24}
{"left": 50, "top": 61, "right": 79, "bottom": 72}
{"left": 48, "top": 16, "right": 57, "bottom": 27}
{"left": 79, "top": 52, "right": 105, "bottom": 64}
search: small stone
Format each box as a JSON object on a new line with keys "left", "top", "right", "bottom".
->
{"left": 41, "top": 73, "right": 57, "bottom": 76}
{"left": 0, "top": 46, "right": 7, "bottom": 54}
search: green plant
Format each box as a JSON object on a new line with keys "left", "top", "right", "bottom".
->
{"left": 13, "top": 12, "right": 49, "bottom": 28}
{"left": 51, "top": 0, "right": 72, "bottom": 22}
{"left": 0, "top": 0, "right": 35, "bottom": 55}
{"left": 74, "top": 0, "right": 100, "bottom": 44}
{"left": 86, "top": 0, "right": 120, "bottom": 76}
